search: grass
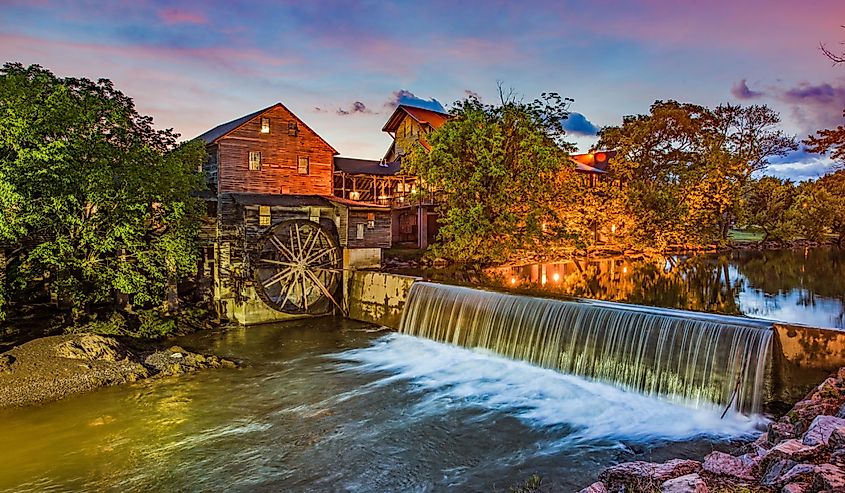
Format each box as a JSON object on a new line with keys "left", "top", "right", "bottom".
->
{"left": 728, "top": 228, "right": 765, "bottom": 243}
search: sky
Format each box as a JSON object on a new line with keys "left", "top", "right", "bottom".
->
{"left": 1, "top": 0, "right": 845, "bottom": 180}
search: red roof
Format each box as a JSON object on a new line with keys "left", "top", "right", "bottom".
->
{"left": 382, "top": 105, "right": 450, "bottom": 133}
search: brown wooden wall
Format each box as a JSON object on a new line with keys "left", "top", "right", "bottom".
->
{"left": 217, "top": 106, "right": 335, "bottom": 195}
{"left": 347, "top": 210, "right": 391, "bottom": 248}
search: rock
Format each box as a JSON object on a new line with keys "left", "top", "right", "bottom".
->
{"left": 600, "top": 459, "right": 701, "bottom": 491}
{"left": 777, "top": 464, "right": 816, "bottom": 486}
{"left": 802, "top": 415, "right": 845, "bottom": 447}
{"left": 577, "top": 481, "right": 607, "bottom": 493}
{"left": 811, "top": 463, "right": 845, "bottom": 491}
{"left": 702, "top": 451, "right": 758, "bottom": 481}
{"left": 766, "top": 439, "right": 825, "bottom": 464}
{"left": 661, "top": 473, "right": 708, "bottom": 492}
{"left": 432, "top": 257, "right": 449, "bottom": 267}
{"left": 762, "top": 459, "right": 798, "bottom": 487}
{"left": 0, "top": 354, "right": 15, "bottom": 372}
{"left": 769, "top": 421, "right": 797, "bottom": 444}
{"left": 170, "top": 352, "right": 183, "bottom": 359}
{"left": 781, "top": 481, "right": 812, "bottom": 493}
{"left": 55, "top": 334, "right": 127, "bottom": 362}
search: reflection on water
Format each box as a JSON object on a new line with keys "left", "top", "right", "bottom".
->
{"left": 485, "top": 247, "right": 845, "bottom": 329}
{"left": 0, "top": 320, "right": 754, "bottom": 492}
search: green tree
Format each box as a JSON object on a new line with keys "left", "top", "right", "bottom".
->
{"left": 742, "top": 176, "right": 798, "bottom": 242}
{"left": 0, "top": 63, "right": 206, "bottom": 322}
{"left": 404, "top": 92, "right": 576, "bottom": 263}
{"left": 815, "top": 170, "right": 845, "bottom": 247}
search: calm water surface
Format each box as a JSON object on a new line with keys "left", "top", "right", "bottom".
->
{"left": 485, "top": 247, "right": 845, "bottom": 329}
{"left": 0, "top": 319, "right": 759, "bottom": 492}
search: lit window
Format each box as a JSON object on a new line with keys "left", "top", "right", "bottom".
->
{"left": 249, "top": 151, "right": 261, "bottom": 171}
{"left": 261, "top": 118, "right": 270, "bottom": 133}
{"left": 288, "top": 122, "right": 298, "bottom": 136}
{"left": 298, "top": 156, "right": 309, "bottom": 175}
{"left": 259, "top": 205, "right": 271, "bottom": 226}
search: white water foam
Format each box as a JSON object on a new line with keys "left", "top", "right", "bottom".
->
{"left": 335, "top": 333, "right": 765, "bottom": 443}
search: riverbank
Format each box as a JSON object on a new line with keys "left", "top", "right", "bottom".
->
{"left": 579, "top": 367, "right": 845, "bottom": 492}
{"left": 0, "top": 332, "right": 239, "bottom": 409}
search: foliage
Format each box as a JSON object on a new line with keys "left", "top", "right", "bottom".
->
{"left": 815, "top": 169, "right": 845, "bottom": 246}
{"left": 598, "top": 101, "right": 796, "bottom": 247}
{"left": 742, "top": 176, "right": 798, "bottom": 242}
{"left": 403, "top": 92, "right": 576, "bottom": 263}
{"left": 0, "top": 63, "right": 206, "bottom": 322}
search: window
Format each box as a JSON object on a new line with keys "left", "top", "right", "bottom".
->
{"left": 261, "top": 118, "right": 270, "bottom": 134}
{"left": 288, "top": 122, "right": 298, "bottom": 136}
{"left": 298, "top": 156, "right": 309, "bottom": 175}
{"left": 259, "top": 205, "right": 271, "bottom": 226}
{"left": 249, "top": 151, "right": 261, "bottom": 171}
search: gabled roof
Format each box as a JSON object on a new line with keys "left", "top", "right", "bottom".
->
{"left": 196, "top": 103, "right": 338, "bottom": 154}
{"left": 382, "top": 105, "right": 450, "bottom": 133}
{"left": 334, "top": 156, "right": 401, "bottom": 176}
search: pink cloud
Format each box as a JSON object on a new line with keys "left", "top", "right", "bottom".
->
{"left": 158, "top": 8, "right": 208, "bottom": 25}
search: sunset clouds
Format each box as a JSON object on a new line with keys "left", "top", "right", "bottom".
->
{"left": 1, "top": 0, "right": 844, "bottom": 176}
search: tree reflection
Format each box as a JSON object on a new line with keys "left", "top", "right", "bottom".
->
{"left": 483, "top": 247, "right": 845, "bottom": 327}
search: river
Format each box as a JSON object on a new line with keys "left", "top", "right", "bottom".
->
{"left": 0, "top": 318, "right": 760, "bottom": 492}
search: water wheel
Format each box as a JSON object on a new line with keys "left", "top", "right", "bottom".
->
{"left": 253, "top": 219, "right": 342, "bottom": 314}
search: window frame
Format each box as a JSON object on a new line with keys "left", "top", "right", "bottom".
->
{"left": 249, "top": 151, "right": 262, "bottom": 171}
{"left": 297, "top": 156, "right": 310, "bottom": 175}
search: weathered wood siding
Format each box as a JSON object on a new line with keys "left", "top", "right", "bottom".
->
{"left": 347, "top": 210, "right": 391, "bottom": 248}
{"left": 217, "top": 106, "right": 335, "bottom": 195}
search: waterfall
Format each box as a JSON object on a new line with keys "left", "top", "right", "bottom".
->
{"left": 399, "top": 282, "right": 773, "bottom": 414}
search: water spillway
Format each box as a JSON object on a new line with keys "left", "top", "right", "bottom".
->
{"left": 399, "top": 282, "right": 773, "bottom": 414}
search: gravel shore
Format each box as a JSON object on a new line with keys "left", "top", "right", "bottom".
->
{"left": 0, "top": 333, "right": 238, "bottom": 409}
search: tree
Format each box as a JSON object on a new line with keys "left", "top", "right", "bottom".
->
{"left": 598, "top": 101, "right": 795, "bottom": 247}
{"left": 816, "top": 170, "right": 845, "bottom": 246}
{"left": 403, "top": 91, "right": 576, "bottom": 263}
{"left": 742, "top": 177, "right": 798, "bottom": 242}
{"left": 0, "top": 63, "right": 206, "bottom": 322}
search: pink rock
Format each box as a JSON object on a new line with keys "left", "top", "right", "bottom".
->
{"left": 769, "top": 421, "right": 797, "bottom": 444}
{"left": 781, "top": 481, "right": 812, "bottom": 493}
{"left": 802, "top": 415, "right": 845, "bottom": 447}
{"left": 600, "top": 459, "right": 702, "bottom": 491}
{"left": 577, "top": 482, "right": 607, "bottom": 493}
{"left": 811, "top": 463, "right": 845, "bottom": 490}
{"left": 766, "top": 439, "right": 824, "bottom": 463}
{"left": 702, "top": 451, "right": 757, "bottom": 481}
{"left": 778, "top": 464, "right": 816, "bottom": 485}
{"left": 660, "top": 473, "right": 708, "bottom": 493}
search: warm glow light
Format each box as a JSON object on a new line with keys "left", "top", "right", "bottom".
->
{"left": 349, "top": 191, "right": 360, "bottom": 200}
{"left": 552, "top": 272, "right": 560, "bottom": 282}
{"left": 622, "top": 266, "right": 628, "bottom": 274}
{"left": 541, "top": 274, "right": 547, "bottom": 285}
{"left": 611, "top": 223, "right": 617, "bottom": 234}
{"left": 595, "top": 152, "right": 606, "bottom": 162}
{"left": 510, "top": 277, "right": 517, "bottom": 285}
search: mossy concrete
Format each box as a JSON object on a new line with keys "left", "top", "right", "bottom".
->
{"left": 346, "top": 271, "right": 419, "bottom": 329}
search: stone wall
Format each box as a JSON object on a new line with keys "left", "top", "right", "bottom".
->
{"left": 772, "top": 324, "right": 845, "bottom": 409}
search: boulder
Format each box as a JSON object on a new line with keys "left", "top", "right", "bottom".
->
{"left": 811, "top": 463, "right": 845, "bottom": 491}
{"left": 577, "top": 482, "right": 607, "bottom": 493}
{"left": 661, "top": 473, "right": 708, "bottom": 493}
{"left": 802, "top": 415, "right": 845, "bottom": 447}
{"left": 781, "top": 481, "right": 813, "bottom": 493}
{"left": 702, "top": 451, "right": 758, "bottom": 481}
{"left": 55, "top": 334, "right": 128, "bottom": 362}
{"left": 762, "top": 459, "right": 798, "bottom": 487}
{"left": 765, "top": 439, "right": 825, "bottom": 464}
{"left": 769, "top": 421, "right": 797, "bottom": 444}
{"left": 600, "top": 459, "right": 701, "bottom": 492}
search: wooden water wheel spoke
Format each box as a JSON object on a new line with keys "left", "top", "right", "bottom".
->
{"left": 259, "top": 259, "right": 297, "bottom": 267}
{"left": 253, "top": 219, "right": 341, "bottom": 314}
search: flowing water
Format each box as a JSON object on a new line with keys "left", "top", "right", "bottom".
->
{"left": 0, "top": 319, "right": 761, "bottom": 492}
{"left": 400, "top": 282, "right": 773, "bottom": 414}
